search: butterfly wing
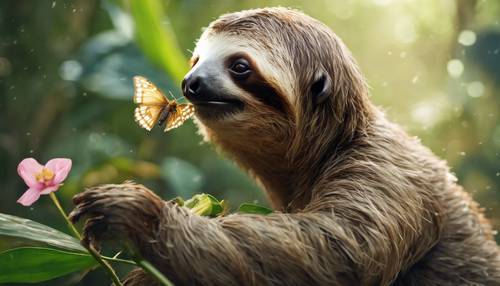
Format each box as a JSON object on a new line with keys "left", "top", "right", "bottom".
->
{"left": 165, "top": 104, "right": 195, "bottom": 132}
{"left": 133, "top": 76, "right": 169, "bottom": 131}
{"left": 133, "top": 76, "right": 168, "bottom": 106}
{"left": 134, "top": 105, "right": 163, "bottom": 131}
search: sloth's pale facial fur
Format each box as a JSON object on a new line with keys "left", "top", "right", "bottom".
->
{"left": 182, "top": 31, "right": 300, "bottom": 170}
{"left": 184, "top": 33, "right": 294, "bottom": 127}
{"left": 191, "top": 33, "right": 295, "bottom": 106}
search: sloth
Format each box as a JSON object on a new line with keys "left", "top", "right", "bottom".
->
{"left": 70, "top": 7, "right": 500, "bottom": 286}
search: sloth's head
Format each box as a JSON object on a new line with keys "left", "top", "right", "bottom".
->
{"left": 183, "top": 7, "right": 374, "bottom": 205}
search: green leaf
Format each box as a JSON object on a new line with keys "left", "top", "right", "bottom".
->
{"left": 172, "top": 196, "right": 185, "bottom": 206}
{"left": 0, "top": 213, "right": 85, "bottom": 252}
{"left": 237, "top": 203, "right": 273, "bottom": 215}
{"left": 184, "top": 194, "right": 225, "bottom": 217}
{"left": 128, "top": 0, "right": 188, "bottom": 83}
{"left": 0, "top": 247, "right": 97, "bottom": 283}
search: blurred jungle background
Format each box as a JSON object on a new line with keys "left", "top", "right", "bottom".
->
{"left": 0, "top": 0, "right": 499, "bottom": 284}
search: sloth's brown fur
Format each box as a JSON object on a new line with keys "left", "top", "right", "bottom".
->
{"left": 70, "top": 7, "right": 500, "bottom": 286}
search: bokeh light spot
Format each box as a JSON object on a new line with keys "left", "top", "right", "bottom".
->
{"left": 466, "top": 81, "right": 485, "bottom": 98}
{"left": 447, "top": 59, "right": 464, "bottom": 78}
{"left": 458, "top": 30, "right": 476, "bottom": 46}
{"left": 59, "top": 60, "right": 82, "bottom": 81}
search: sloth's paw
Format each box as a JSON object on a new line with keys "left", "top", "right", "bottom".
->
{"left": 69, "top": 182, "right": 164, "bottom": 251}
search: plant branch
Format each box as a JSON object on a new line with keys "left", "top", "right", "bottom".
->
{"left": 102, "top": 255, "right": 138, "bottom": 266}
{"left": 49, "top": 192, "right": 124, "bottom": 286}
{"left": 135, "top": 258, "right": 174, "bottom": 286}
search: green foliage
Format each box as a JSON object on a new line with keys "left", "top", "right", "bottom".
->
{"left": 128, "top": 0, "right": 188, "bottom": 83}
{"left": 0, "top": 247, "right": 96, "bottom": 283}
{"left": 237, "top": 203, "right": 273, "bottom": 215}
{"left": 180, "top": 195, "right": 274, "bottom": 216}
{"left": 0, "top": 213, "right": 84, "bottom": 252}
{"left": 184, "top": 193, "right": 226, "bottom": 217}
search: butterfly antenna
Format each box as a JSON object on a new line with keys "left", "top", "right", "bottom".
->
{"left": 169, "top": 91, "right": 183, "bottom": 102}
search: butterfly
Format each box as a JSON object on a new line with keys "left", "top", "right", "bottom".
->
{"left": 133, "top": 76, "right": 195, "bottom": 132}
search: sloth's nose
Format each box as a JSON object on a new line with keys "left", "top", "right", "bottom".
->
{"left": 182, "top": 74, "right": 202, "bottom": 98}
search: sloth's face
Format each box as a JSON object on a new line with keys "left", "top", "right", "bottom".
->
{"left": 182, "top": 33, "right": 294, "bottom": 126}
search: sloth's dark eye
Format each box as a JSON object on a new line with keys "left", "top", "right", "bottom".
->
{"left": 229, "top": 58, "right": 251, "bottom": 79}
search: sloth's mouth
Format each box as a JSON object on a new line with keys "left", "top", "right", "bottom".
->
{"left": 184, "top": 92, "right": 244, "bottom": 118}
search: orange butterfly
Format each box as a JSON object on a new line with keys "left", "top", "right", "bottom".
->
{"left": 133, "top": 76, "right": 195, "bottom": 132}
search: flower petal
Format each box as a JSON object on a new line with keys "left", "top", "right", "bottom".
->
{"left": 17, "top": 188, "right": 41, "bottom": 206}
{"left": 40, "top": 185, "right": 60, "bottom": 195}
{"left": 17, "top": 158, "right": 44, "bottom": 189}
{"left": 45, "top": 158, "right": 72, "bottom": 185}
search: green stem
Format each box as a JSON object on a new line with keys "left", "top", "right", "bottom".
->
{"left": 49, "top": 192, "right": 81, "bottom": 240}
{"left": 49, "top": 192, "right": 124, "bottom": 286}
{"left": 102, "top": 256, "right": 138, "bottom": 266}
{"left": 86, "top": 245, "right": 124, "bottom": 286}
{"left": 135, "top": 259, "right": 174, "bottom": 286}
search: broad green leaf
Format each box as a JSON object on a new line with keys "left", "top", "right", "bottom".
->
{"left": 238, "top": 203, "right": 273, "bottom": 215}
{"left": 184, "top": 194, "right": 225, "bottom": 217}
{"left": 0, "top": 247, "right": 97, "bottom": 283}
{"left": 0, "top": 213, "right": 85, "bottom": 252}
{"left": 128, "top": 0, "right": 188, "bottom": 83}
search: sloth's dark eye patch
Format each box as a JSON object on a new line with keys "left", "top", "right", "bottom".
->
{"left": 229, "top": 58, "right": 252, "bottom": 79}
{"left": 225, "top": 54, "right": 290, "bottom": 115}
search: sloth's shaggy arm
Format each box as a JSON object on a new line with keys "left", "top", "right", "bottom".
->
{"left": 156, "top": 204, "right": 370, "bottom": 285}
{"left": 70, "top": 182, "right": 434, "bottom": 286}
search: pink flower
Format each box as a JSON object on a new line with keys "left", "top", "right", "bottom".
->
{"left": 17, "top": 158, "right": 72, "bottom": 206}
